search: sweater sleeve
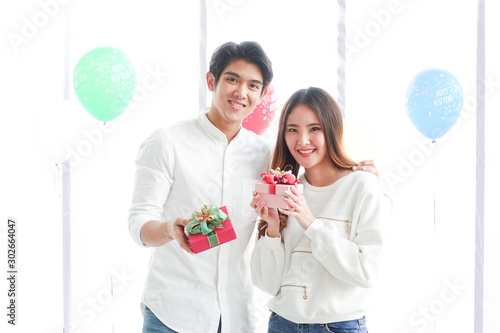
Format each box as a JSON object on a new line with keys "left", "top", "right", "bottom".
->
{"left": 250, "top": 232, "right": 286, "bottom": 296}
{"left": 127, "top": 128, "right": 175, "bottom": 247}
{"left": 304, "top": 176, "right": 388, "bottom": 288}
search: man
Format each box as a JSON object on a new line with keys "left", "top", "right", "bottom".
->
{"left": 128, "top": 41, "right": 274, "bottom": 333}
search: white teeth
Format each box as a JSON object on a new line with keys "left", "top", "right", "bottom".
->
{"left": 298, "top": 149, "right": 314, "bottom": 154}
{"left": 230, "top": 101, "right": 244, "bottom": 107}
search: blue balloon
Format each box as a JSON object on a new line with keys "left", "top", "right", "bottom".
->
{"left": 405, "top": 69, "right": 463, "bottom": 140}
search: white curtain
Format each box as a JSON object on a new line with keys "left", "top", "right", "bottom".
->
{"left": 347, "top": 1, "right": 477, "bottom": 332}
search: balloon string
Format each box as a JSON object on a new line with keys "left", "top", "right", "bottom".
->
{"left": 431, "top": 139, "right": 437, "bottom": 333}
{"left": 101, "top": 122, "right": 108, "bottom": 161}
{"left": 432, "top": 140, "right": 436, "bottom": 232}
{"left": 100, "top": 121, "right": 114, "bottom": 329}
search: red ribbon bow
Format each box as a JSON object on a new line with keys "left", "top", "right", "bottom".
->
{"left": 260, "top": 169, "right": 300, "bottom": 185}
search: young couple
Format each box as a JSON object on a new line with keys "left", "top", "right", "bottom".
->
{"left": 128, "top": 41, "right": 389, "bottom": 333}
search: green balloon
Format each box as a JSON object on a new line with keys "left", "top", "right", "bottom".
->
{"left": 73, "top": 47, "right": 136, "bottom": 122}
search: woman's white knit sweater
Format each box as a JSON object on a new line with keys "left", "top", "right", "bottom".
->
{"left": 250, "top": 171, "right": 389, "bottom": 324}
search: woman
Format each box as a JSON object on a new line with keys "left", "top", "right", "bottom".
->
{"left": 250, "top": 87, "right": 389, "bottom": 332}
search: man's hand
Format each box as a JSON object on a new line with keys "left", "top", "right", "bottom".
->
{"left": 352, "top": 159, "right": 379, "bottom": 177}
{"left": 140, "top": 218, "right": 193, "bottom": 254}
{"left": 169, "top": 217, "right": 193, "bottom": 254}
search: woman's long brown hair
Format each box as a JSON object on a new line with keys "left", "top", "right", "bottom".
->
{"left": 257, "top": 87, "right": 356, "bottom": 239}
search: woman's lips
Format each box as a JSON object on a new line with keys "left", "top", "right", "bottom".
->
{"left": 297, "top": 149, "right": 315, "bottom": 157}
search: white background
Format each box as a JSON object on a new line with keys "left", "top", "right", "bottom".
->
{"left": 0, "top": 0, "right": 498, "bottom": 332}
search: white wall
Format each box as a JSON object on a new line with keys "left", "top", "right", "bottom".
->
{"left": 484, "top": 1, "right": 500, "bottom": 332}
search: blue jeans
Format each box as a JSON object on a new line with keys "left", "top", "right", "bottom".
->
{"left": 267, "top": 311, "right": 368, "bottom": 333}
{"left": 141, "top": 304, "right": 221, "bottom": 333}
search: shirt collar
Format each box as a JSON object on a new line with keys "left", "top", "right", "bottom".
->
{"left": 198, "top": 107, "right": 246, "bottom": 144}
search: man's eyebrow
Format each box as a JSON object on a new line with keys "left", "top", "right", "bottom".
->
{"left": 223, "top": 71, "right": 263, "bottom": 85}
{"left": 223, "top": 71, "right": 240, "bottom": 78}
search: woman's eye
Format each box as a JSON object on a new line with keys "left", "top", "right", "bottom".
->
{"left": 287, "top": 128, "right": 297, "bottom": 132}
{"left": 310, "top": 127, "right": 321, "bottom": 132}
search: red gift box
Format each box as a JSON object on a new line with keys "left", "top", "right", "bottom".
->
{"left": 187, "top": 206, "right": 236, "bottom": 254}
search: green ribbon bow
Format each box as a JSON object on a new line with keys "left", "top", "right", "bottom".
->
{"left": 186, "top": 205, "right": 229, "bottom": 247}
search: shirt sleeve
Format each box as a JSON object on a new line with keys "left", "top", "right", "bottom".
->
{"left": 127, "top": 128, "right": 175, "bottom": 247}
{"left": 250, "top": 231, "right": 286, "bottom": 296}
{"left": 304, "top": 176, "right": 389, "bottom": 288}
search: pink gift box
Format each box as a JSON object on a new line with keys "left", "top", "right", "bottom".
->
{"left": 188, "top": 206, "right": 236, "bottom": 254}
{"left": 255, "top": 183, "right": 304, "bottom": 209}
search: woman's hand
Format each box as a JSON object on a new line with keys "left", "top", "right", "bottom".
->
{"left": 250, "top": 191, "right": 281, "bottom": 237}
{"left": 279, "top": 185, "right": 315, "bottom": 230}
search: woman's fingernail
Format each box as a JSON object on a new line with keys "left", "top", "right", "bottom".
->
{"left": 259, "top": 201, "right": 265, "bottom": 205}
{"left": 285, "top": 190, "right": 291, "bottom": 195}
{"left": 255, "top": 194, "right": 260, "bottom": 199}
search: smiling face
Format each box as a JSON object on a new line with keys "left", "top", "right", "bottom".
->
{"left": 284, "top": 104, "right": 333, "bottom": 173}
{"left": 206, "top": 59, "right": 266, "bottom": 135}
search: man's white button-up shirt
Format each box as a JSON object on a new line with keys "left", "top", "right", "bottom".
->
{"left": 128, "top": 110, "right": 271, "bottom": 333}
